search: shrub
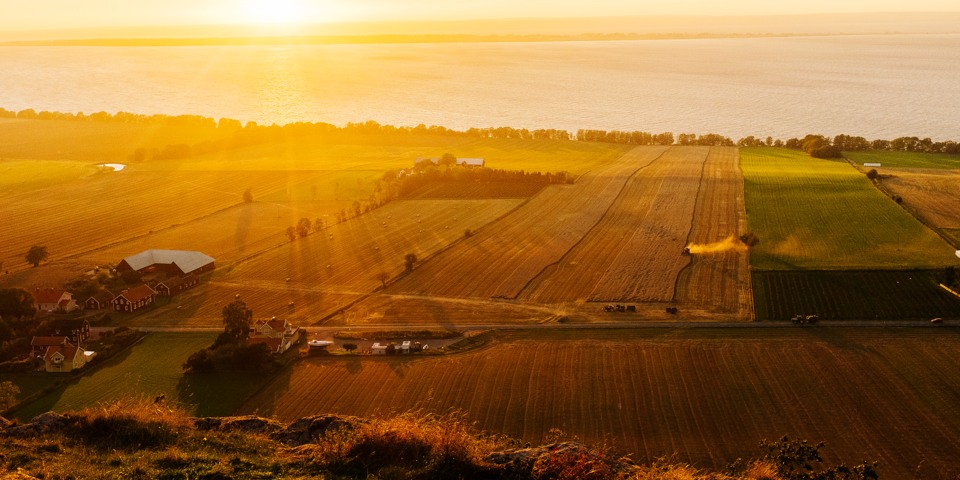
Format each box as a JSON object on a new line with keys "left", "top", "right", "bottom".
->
{"left": 866, "top": 169, "right": 878, "bottom": 180}
{"left": 810, "top": 145, "right": 842, "bottom": 159}
{"left": 66, "top": 399, "right": 190, "bottom": 451}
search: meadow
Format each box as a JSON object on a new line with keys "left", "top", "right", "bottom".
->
{"left": 739, "top": 148, "right": 957, "bottom": 270}
{"left": 237, "top": 327, "right": 960, "bottom": 479}
{"left": 10, "top": 332, "right": 272, "bottom": 420}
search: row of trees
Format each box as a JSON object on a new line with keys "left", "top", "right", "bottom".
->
{"left": 6, "top": 105, "right": 958, "bottom": 158}
{"left": 739, "top": 133, "right": 960, "bottom": 155}
{"left": 388, "top": 161, "right": 573, "bottom": 199}
{"left": 0, "top": 107, "right": 218, "bottom": 129}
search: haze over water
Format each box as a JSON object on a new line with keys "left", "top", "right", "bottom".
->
{"left": 3, "top": 34, "right": 959, "bottom": 140}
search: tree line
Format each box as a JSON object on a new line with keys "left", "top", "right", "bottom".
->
{"left": 4, "top": 106, "right": 958, "bottom": 157}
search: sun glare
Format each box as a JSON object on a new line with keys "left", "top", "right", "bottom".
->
{"left": 244, "top": 0, "right": 306, "bottom": 26}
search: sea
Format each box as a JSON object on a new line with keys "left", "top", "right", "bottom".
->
{"left": 2, "top": 34, "right": 959, "bottom": 140}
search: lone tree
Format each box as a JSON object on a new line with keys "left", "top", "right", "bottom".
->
{"left": 377, "top": 272, "right": 389, "bottom": 289}
{"left": 220, "top": 298, "right": 253, "bottom": 345}
{"left": 297, "top": 217, "right": 312, "bottom": 238}
{"left": 25, "top": 245, "right": 48, "bottom": 267}
{"left": 404, "top": 253, "right": 418, "bottom": 272}
{"left": 242, "top": 187, "right": 253, "bottom": 203}
{"left": 285, "top": 226, "right": 297, "bottom": 242}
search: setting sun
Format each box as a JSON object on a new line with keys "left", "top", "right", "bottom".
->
{"left": 243, "top": 0, "right": 305, "bottom": 25}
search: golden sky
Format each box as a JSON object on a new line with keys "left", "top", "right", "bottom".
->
{"left": 3, "top": 0, "right": 959, "bottom": 32}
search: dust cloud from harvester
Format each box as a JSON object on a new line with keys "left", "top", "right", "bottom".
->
{"left": 685, "top": 235, "right": 750, "bottom": 255}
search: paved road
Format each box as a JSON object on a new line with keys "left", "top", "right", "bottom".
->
{"left": 91, "top": 319, "right": 953, "bottom": 335}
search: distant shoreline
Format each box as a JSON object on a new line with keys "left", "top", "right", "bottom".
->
{"left": 0, "top": 32, "right": 892, "bottom": 47}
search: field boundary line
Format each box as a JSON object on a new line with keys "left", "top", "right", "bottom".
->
{"left": 512, "top": 147, "right": 668, "bottom": 300}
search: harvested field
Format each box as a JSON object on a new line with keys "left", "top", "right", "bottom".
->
{"left": 387, "top": 146, "right": 668, "bottom": 300}
{"left": 519, "top": 147, "right": 708, "bottom": 304}
{"left": 139, "top": 198, "right": 525, "bottom": 326}
{"left": 740, "top": 148, "right": 957, "bottom": 269}
{"left": 0, "top": 169, "right": 314, "bottom": 279}
{"left": 239, "top": 328, "right": 960, "bottom": 478}
{"left": 405, "top": 181, "right": 547, "bottom": 199}
{"left": 675, "top": 147, "right": 753, "bottom": 317}
{"left": 877, "top": 169, "right": 960, "bottom": 246}
{"left": 753, "top": 270, "right": 960, "bottom": 321}
{"left": 325, "top": 294, "right": 559, "bottom": 327}
{"left": 80, "top": 202, "right": 300, "bottom": 268}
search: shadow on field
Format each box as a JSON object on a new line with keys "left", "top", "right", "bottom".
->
{"left": 177, "top": 368, "right": 293, "bottom": 418}
{"left": 343, "top": 354, "right": 363, "bottom": 375}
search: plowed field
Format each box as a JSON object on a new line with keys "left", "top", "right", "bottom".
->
{"left": 386, "top": 147, "right": 668, "bottom": 299}
{"left": 239, "top": 328, "right": 960, "bottom": 479}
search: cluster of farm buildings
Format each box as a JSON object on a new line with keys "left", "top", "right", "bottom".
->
{"left": 26, "top": 249, "right": 215, "bottom": 373}
{"left": 33, "top": 249, "right": 215, "bottom": 315}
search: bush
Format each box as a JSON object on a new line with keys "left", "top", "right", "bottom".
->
{"left": 66, "top": 399, "right": 190, "bottom": 451}
{"left": 866, "top": 169, "right": 879, "bottom": 180}
{"left": 810, "top": 145, "right": 842, "bottom": 159}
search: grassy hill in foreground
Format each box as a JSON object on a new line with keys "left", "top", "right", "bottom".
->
{"left": 0, "top": 399, "right": 875, "bottom": 480}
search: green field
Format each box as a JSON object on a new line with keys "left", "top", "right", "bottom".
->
{"left": 9, "top": 333, "right": 272, "bottom": 421}
{"left": 845, "top": 150, "right": 960, "bottom": 169}
{"left": 740, "top": 147, "right": 957, "bottom": 269}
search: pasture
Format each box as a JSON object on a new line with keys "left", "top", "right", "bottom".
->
{"left": 10, "top": 332, "right": 270, "bottom": 420}
{"left": 739, "top": 148, "right": 957, "bottom": 269}
{"left": 238, "top": 327, "right": 960, "bottom": 479}
{"left": 845, "top": 150, "right": 960, "bottom": 170}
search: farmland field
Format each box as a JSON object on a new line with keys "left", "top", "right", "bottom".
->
{"left": 387, "top": 146, "right": 668, "bottom": 300}
{"left": 238, "top": 327, "right": 960, "bottom": 479}
{"left": 133, "top": 198, "right": 525, "bottom": 326}
{"left": 740, "top": 148, "right": 957, "bottom": 269}
{"left": 520, "top": 147, "right": 707, "bottom": 304}
{"left": 875, "top": 169, "right": 960, "bottom": 246}
{"left": 9, "top": 333, "right": 272, "bottom": 420}
{"left": 753, "top": 270, "right": 960, "bottom": 320}
{"left": 845, "top": 150, "right": 960, "bottom": 170}
{"left": 675, "top": 147, "right": 753, "bottom": 317}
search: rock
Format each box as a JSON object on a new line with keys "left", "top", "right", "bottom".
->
{"left": 194, "top": 416, "right": 283, "bottom": 436}
{"left": 485, "top": 442, "right": 624, "bottom": 479}
{"left": 272, "top": 414, "right": 365, "bottom": 446}
{"left": 2, "top": 412, "right": 70, "bottom": 438}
